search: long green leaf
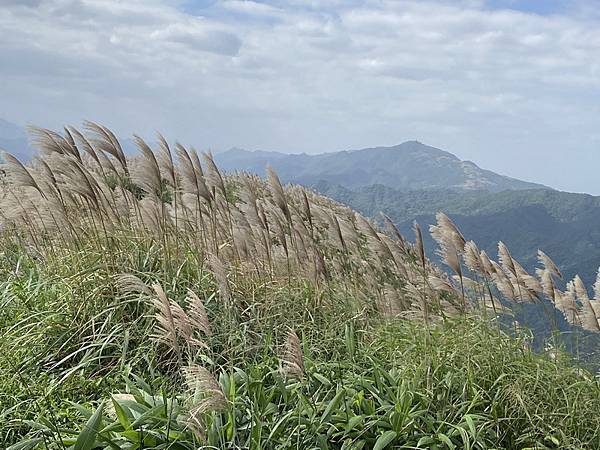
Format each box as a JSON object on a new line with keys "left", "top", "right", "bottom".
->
{"left": 74, "top": 401, "right": 104, "bottom": 450}
{"left": 7, "top": 438, "right": 44, "bottom": 450}
{"left": 373, "top": 430, "right": 397, "bottom": 450}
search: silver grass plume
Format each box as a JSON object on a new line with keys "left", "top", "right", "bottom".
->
{"left": 301, "top": 189, "right": 313, "bottom": 233}
{"left": 84, "top": 121, "right": 128, "bottom": 174}
{"left": 537, "top": 269, "right": 556, "bottom": 303}
{"left": 156, "top": 133, "right": 176, "bottom": 188}
{"left": 498, "top": 242, "right": 516, "bottom": 276}
{"left": 431, "top": 212, "right": 466, "bottom": 254}
{"left": 182, "top": 365, "right": 227, "bottom": 440}
{"left": 202, "top": 152, "right": 226, "bottom": 196}
{"left": 573, "top": 275, "right": 600, "bottom": 331}
{"left": 1, "top": 152, "right": 47, "bottom": 199}
{"left": 413, "top": 221, "right": 426, "bottom": 269}
{"left": 151, "top": 283, "right": 180, "bottom": 354}
{"left": 208, "top": 255, "right": 231, "bottom": 303}
{"left": 428, "top": 274, "right": 458, "bottom": 294}
{"left": 381, "top": 213, "right": 406, "bottom": 251}
{"left": 463, "top": 241, "right": 482, "bottom": 274}
{"left": 132, "top": 136, "right": 162, "bottom": 196}
{"left": 559, "top": 281, "right": 580, "bottom": 326}
{"left": 280, "top": 329, "right": 304, "bottom": 380}
{"left": 537, "top": 250, "right": 562, "bottom": 279}
{"left": 491, "top": 261, "right": 516, "bottom": 301}
{"left": 186, "top": 289, "right": 212, "bottom": 337}
{"left": 590, "top": 269, "right": 600, "bottom": 324}
{"left": 479, "top": 250, "right": 494, "bottom": 277}
{"left": 267, "top": 166, "right": 291, "bottom": 224}
{"left": 115, "top": 273, "right": 153, "bottom": 296}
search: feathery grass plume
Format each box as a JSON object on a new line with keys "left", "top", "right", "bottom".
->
{"left": 514, "top": 261, "right": 542, "bottom": 297}
{"left": 156, "top": 133, "right": 176, "bottom": 188}
{"left": 190, "top": 149, "right": 212, "bottom": 203}
{"left": 328, "top": 214, "right": 347, "bottom": 253}
{"left": 115, "top": 273, "right": 153, "bottom": 296}
{"left": 186, "top": 289, "right": 212, "bottom": 337}
{"left": 84, "top": 121, "right": 128, "bottom": 174}
{"left": 413, "top": 221, "right": 425, "bottom": 269}
{"left": 183, "top": 366, "right": 226, "bottom": 406}
{"left": 310, "top": 247, "right": 329, "bottom": 283}
{"left": 558, "top": 281, "right": 581, "bottom": 326}
{"left": 202, "top": 151, "right": 226, "bottom": 196}
{"left": 339, "top": 216, "right": 361, "bottom": 251}
{"left": 491, "top": 261, "right": 516, "bottom": 301}
{"left": 208, "top": 255, "right": 231, "bottom": 303}
{"left": 381, "top": 213, "right": 406, "bottom": 250}
{"left": 280, "top": 329, "right": 304, "bottom": 380}
{"left": 463, "top": 241, "right": 482, "bottom": 274}
{"left": 68, "top": 126, "right": 102, "bottom": 167}
{"left": 176, "top": 143, "right": 198, "bottom": 193}
{"left": 428, "top": 274, "right": 458, "bottom": 294}
{"left": 479, "top": 250, "right": 494, "bottom": 277}
{"left": 431, "top": 212, "right": 466, "bottom": 253}
{"left": 593, "top": 268, "right": 600, "bottom": 301}
{"left": 1, "top": 152, "right": 47, "bottom": 199}
{"left": 301, "top": 188, "right": 313, "bottom": 232}
{"left": 266, "top": 166, "right": 291, "bottom": 223}
{"left": 440, "top": 239, "right": 462, "bottom": 277}
{"left": 151, "top": 283, "right": 180, "bottom": 355}
{"left": 182, "top": 365, "right": 227, "bottom": 440}
{"left": 380, "top": 284, "right": 408, "bottom": 317}
{"left": 590, "top": 269, "right": 600, "bottom": 323}
{"left": 537, "top": 269, "right": 556, "bottom": 303}
{"left": 28, "top": 126, "right": 75, "bottom": 159}
{"left": 131, "top": 136, "right": 162, "bottom": 196}
{"left": 169, "top": 299, "right": 195, "bottom": 343}
{"left": 498, "top": 242, "right": 516, "bottom": 276}
{"left": 573, "top": 275, "right": 600, "bottom": 332}
{"left": 537, "top": 250, "right": 562, "bottom": 279}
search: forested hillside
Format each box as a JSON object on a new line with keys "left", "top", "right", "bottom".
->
{"left": 317, "top": 183, "right": 600, "bottom": 286}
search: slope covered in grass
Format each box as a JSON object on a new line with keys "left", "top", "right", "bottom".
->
{"left": 1, "top": 124, "right": 599, "bottom": 449}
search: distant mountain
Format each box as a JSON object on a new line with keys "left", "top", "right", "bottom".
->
{"left": 0, "top": 118, "right": 33, "bottom": 161}
{"left": 215, "top": 141, "right": 549, "bottom": 192}
{"left": 317, "top": 183, "right": 600, "bottom": 287}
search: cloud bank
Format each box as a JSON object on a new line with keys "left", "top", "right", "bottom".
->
{"left": 1, "top": 0, "right": 599, "bottom": 192}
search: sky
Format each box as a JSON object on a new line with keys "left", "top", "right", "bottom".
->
{"left": 1, "top": 0, "right": 599, "bottom": 193}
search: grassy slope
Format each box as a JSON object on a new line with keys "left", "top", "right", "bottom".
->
{"left": 1, "top": 126, "right": 599, "bottom": 449}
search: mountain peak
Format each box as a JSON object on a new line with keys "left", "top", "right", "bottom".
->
{"left": 215, "top": 142, "right": 549, "bottom": 192}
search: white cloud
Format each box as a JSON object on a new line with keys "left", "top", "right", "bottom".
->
{"left": 0, "top": 0, "right": 599, "bottom": 192}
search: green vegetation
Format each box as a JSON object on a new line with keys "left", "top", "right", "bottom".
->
{"left": 317, "top": 183, "right": 600, "bottom": 286}
{"left": 1, "top": 124, "right": 600, "bottom": 449}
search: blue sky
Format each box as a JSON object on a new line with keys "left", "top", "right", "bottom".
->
{"left": 1, "top": 0, "right": 599, "bottom": 193}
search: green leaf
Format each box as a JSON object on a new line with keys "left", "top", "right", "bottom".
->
{"left": 312, "top": 372, "right": 332, "bottom": 386}
{"left": 111, "top": 396, "right": 132, "bottom": 430}
{"left": 73, "top": 401, "right": 104, "bottom": 450}
{"left": 7, "top": 438, "right": 44, "bottom": 450}
{"left": 437, "top": 433, "right": 456, "bottom": 450}
{"left": 417, "top": 436, "right": 435, "bottom": 447}
{"left": 463, "top": 415, "right": 476, "bottom": 438}
{"left": 373, "top": 430, "right": 397, "bottom": 450}
{"left": 320, "top": 388, "right": 346, "bottom": 426}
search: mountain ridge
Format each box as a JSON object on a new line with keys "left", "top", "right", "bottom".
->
{"left": 215, "top": 140, "right": 550, "bottom": 192}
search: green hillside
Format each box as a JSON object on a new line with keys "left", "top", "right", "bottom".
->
{"left": 1, "top": 125, "right": 600, "bottom": 449}
{"left": 317, "top": 183, "right": 600, "bottom": 286}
